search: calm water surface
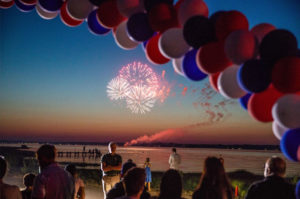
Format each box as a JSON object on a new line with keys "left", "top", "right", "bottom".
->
{"left": 1, "top": 143, "right": 300, "bottom": 176}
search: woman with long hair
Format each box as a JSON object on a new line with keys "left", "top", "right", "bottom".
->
{"left": 158, "top": 169, "right": 183, "bottom": 199}
{"left": 192, "top": 157, "right": 233, "bottom": 199}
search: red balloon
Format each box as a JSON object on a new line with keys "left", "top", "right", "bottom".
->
{"left": 20, "top": 0, "right": 36, "bottom": 5}
{"left": 209, "top": 72, "right": 220, "bottom": 92}
{"left": 196, "top": 41, "right": 232, "bottom": 74}
{"left": 215, "top": 10, "right": 249, "bottom": 40}
{"left": 60, "top": 2, "right": 83, "bottom": 27}
{"left": 148, "top": 3, "right": 178, "bottom": 32}
{"left": 248, "top": 85, "right": 284, "bottom": 122}
{"left": 174, "top": 0, "right": 184, "bottom": 11}
{"left": 0, "top": 0, "right": 14, "bottom": 8}
{"left": 272, "top": 56, "right": 300, "bottom": 93}
{"left": 97, "top": 0, "right": 126, "bottom": 29}
{"left": 145, "top": 34, "right": 170, "bottom": 65}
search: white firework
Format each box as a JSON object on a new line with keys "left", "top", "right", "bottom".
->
{"left": 107, "top": 77, "right": 130, "bottom": 100}
{"left": 126, "top": 85, "right": 157, "bottom": 114}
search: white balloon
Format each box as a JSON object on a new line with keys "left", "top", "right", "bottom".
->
{"left": 172, "top": 57, "right": 185, "bottom": 76}
{"left": 218, "top": 65, "right": 247, "bottom": 99}
{"left": 272, "top": 94, "right": 300, "bottom": 129}
{"left": 36, "top": 2, "right": 58, "bottom": 20}
{"left": 272, "top": 121, "right": 288, "bottom": 140}
{"left": 178, "top": 0, "right": 208, "bottom": 26}
{"left": 114, "top": 20, "right": 140, "bottom": 50}
{"left": 158, "top": 28, "right": 190, "bottom": 59}
{"left": 117, "top": 0, "right": 144, "bottom": 18}
{"left": 67, "top": 0, "right": 94, "bottom": 20}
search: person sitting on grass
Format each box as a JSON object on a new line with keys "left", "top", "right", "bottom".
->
{"left": 107, "top": 160, "right": 150, "bottom": 199}
{"left": 245, "top": 156, "right": 296, "bottom": 199}
{"left": 0, "top": 155, "right": 22, "bottom": 199}
{"left": 157, "top": 169, "right": 183, "bottom": 199}
{"left": 192, "top": 156, "right": 233, "bottom": 199}
{"left": 21, "top": 173, "right": 36, "bottom": 199}
{"left": 65, "top": 164, "right": 85, "bottom": 199}
{"left": 116, "top": 167, "right": 146, "bottom": 199}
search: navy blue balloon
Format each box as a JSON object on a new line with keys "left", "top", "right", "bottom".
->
{"left": 15, "top": 0, "right": 35, "bottom": 12}
{"left": 296, "top": 180, "right": 300, "bottom": 199}
{"left": 183, "top": 16, "right": 215, "bottom": 49}
{"left": 239, "top": 93, "right": 251, "bottom": 110}
{"left": 127, "top": 13, "right": 155, "bottom": 42}
{"left": 238, "top": 59, "right": 272, "bottom": 93}
{"left": 280, "top": 128, "right": 300, "bottom": 162}
{"left": 87, "top": 10, "right": 110, "bottom": 35}
{"left": 39, "top": 0, "right": 63, "bottom": 12}
{"left": 182, "top": 49, "right": 207, "bottom": 81}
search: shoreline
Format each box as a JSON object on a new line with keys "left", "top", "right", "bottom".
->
{"left": 0, "top": 141, "right": 280, "bottom": 151}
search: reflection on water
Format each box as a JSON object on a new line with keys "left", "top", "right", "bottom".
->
{"left": 1, "top": 143, "right": 300, "bottom": 176}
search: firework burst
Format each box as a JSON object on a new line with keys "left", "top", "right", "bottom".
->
{"left": 126, "top": 85, "right": 157, "bottom": 114}
{"left": 107, "top": 77, "right": 130, "bottom": 100}
{"left": 107, "top": 62, "right": 171, "bottom": 114}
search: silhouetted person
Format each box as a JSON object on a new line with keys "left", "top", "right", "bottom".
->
{"left": 158, "top": 169, "right": 183, "bottom": 199}
{"left": 106, "top": 159, "right": 150, "bottom": 199}
{"left": 0, "top": 156, "right": 22, "bottom": 199}
{"left": 65, "top": 164, "right": 85, "bottom": 199}
{"left": 169, "top": 148, "right": 181, "bottom": 170}
{"left": 116, "top": 167, "right": 146, "bottom": 199}
{"left": 245, "top": 156, "right": 296, "bottom": 199}
{"left": 101, "top": 142, "right": 122, "bottom": 199}
{"left": 32, "top": 144, "right": 74, "bottom": 199}
{"left": 21, "top": 173, "right": 35, "bottom": 199}
{"left": 192, "top": 157, "right": 233, "bottom": 199}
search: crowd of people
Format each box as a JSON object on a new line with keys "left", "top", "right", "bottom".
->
{"left": 0, "top": 142, "right": 298, "bottom": 199}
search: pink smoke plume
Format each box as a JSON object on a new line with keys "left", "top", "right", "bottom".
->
{"left": 124, "top": 128, "right": 185, "bottom": 146}
{"left": 125, "top": 82, "right": 236, "bottom": 146}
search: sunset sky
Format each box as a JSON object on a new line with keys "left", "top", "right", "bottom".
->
{"left": 1, "top": 0, "right": 300, "bottom": 144}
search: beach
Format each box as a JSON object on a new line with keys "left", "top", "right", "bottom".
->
{"left": 1, "top": 143, "right": 300, "bottom": 199}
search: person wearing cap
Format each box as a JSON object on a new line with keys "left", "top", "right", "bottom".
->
{"left": 101, "top": 142, "right": 122, "bottom": 199}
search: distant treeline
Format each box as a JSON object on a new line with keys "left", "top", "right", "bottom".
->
{"left": 0, "top": 140, "right": 280, "bottom": 150}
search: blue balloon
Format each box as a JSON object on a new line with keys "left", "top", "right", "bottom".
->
{"left": 39, "top": 0, "right": 63, "bottom": 12}
{"left": 296, "top": 180, "right": 300, "bottom": 199}
{"left": 15, "top": 0, "right": 35, "bottom": 12}
{"left": 182, "top": 49, "right": 207, "bottom": 81}
{"left": 238, "top": 59, "right": 272, "bottom": 93}
{"left": 87, "top": 10, "right": 110, "bottom": 35}
{"left": 280, "top": 128, "right": 300, "bottom": 162}
{"left": 239, "top": 93, "right": 251, "bottom": 110}
{"left": 127, "top": 13, "right": 155, "bottom": 42}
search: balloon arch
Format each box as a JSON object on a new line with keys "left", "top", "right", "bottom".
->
{"left": 1, "top": 0, "right": 300, "bottom": 188}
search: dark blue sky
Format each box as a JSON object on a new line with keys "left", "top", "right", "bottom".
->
{"left": 0, "top": 0, "right": 299, "bottom": 144}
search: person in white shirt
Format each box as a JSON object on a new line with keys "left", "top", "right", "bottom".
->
{"left": 168, "top": 148, "right": 181, "bottom": 170}
{"left": 0, "top": 156, "right": 22, "bottom": 199}
{"left": 31, "top": 144, "right": 75, "bottom": 199}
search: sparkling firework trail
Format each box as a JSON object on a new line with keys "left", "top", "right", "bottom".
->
{"left": 107, "top": 62, "right": 171, "bottom": 114}
{"left": 107, "top": 77, "right": 130, "bottom": 100}
{"left": 126, "top": 85, "right": 157, "bottom": 114}
{"left": 119, "top": 62, "right": 159, "bottom": 89}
